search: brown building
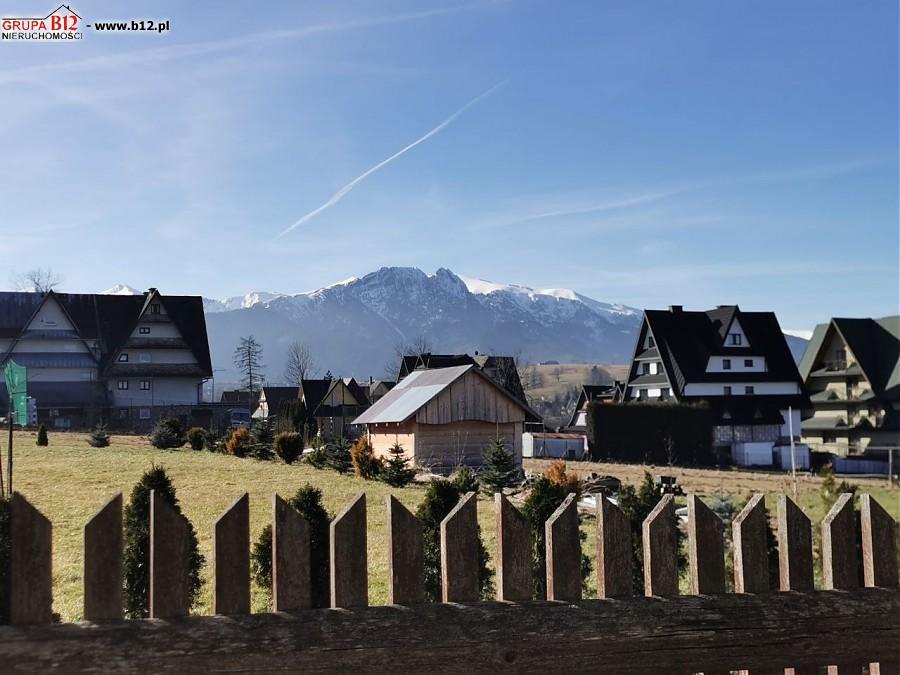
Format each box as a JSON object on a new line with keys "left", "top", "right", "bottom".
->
{"left": 353, "top": 364, "right": 535, "bottom": 472}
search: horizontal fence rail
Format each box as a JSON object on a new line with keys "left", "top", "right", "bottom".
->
{"left": 0, "top": 490, "right": 897, "bottom": 673}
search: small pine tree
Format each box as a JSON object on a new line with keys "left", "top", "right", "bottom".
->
{"left": 325, "top": 438, "right": 352, "bottom": 474}
{"left": 415, "top": 480, "right": 493, "bottom": 601}
{"left": 35, "top": 424, "right": 48, "bottom": 447}
{"left": 306, "top": 434, "right": 328, "bottom": 469}
{"left": 451, "top": 466, "right": 479, "bottom": 494}
{"left": 479, "top": 438, "right": 520, "bottom": 493}
{"left": 150, "top": 418, "right": 185, "bottom": 449}
{"left": 381, "top": 442, "right": 415, "bottom": 487}
{"left": 350, "top": 436, "right": 382, "bottom": 480}
{"left": 522, "top": 475, "right": 591, "bottom": 599}
{"left": 123, "top": 465, "right": 204, "bottom": 618}
{"left": 186, "top": 427, "right": 206, "bottom": 451}
{"left": 273, "top": 431, "right": 303, "bottom": 465}
{"left": 250, "top": 484, "right": 332, "bottom": 608}
{"left": 87, "top": 425, "right": 110, "bottom": 448}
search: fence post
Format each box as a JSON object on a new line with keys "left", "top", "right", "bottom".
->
{"left": 330, "top": 493, "right": 367, "bottom": 608}
{"left": 213, "top": 493, "right": 249, "bottom": 615}
{"left": 546, "top": 493, "right": 581, "bottom": 602}
{"left": 688, "top": 495, "right": 726, "bottom": 595}
{"left": 777, "top": 495, "right": 813, "bottom": 592}
{"left": 495, "top": 493, "right": 531, "bottom": 602}
{"left": 272, "top": 493, "right": 311, "bottom": 611}
{"left": 597, "top": 495, "right": 632, "bottom": 598}
{"left": 10, "top": 493, "right": 52, "bottom": 625}
{"left": 150, "top": 490, "right": 191, "bottom": 619}
{"left": 441, "top": 491, "right": 479, "bottom": 603}
{"left": 860, "top": 494, "right": 898, "bottom": 589}
{"left": 643, "top": 494, "right": 678, "bottom": 597}
{"left": 822, "top": 493, "right": 858, "bottom": 591}
{"left": 84, "top": 493, "right": 123, "bottom": 621}
{"left": 733, "top": 494, "right": 769, "bottom": 594}
{"left": 386, "top": 495, "right": 424, "bottom": 605}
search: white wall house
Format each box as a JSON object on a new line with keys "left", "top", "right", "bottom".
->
{"left": 622, "top": 305, "right": 810, "bottom": 468}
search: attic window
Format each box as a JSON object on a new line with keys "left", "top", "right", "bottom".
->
{"left": 139, "top": 327, "right": 150, "bottom": 335}
{"left": 729, "top": 334, "right": 742, "bottom": 346}
{"left": 745, "top": 386, "right": 754, "bottom": 395}
{"left": 118, "top": 353, "right": 129, "bottom": 362}
{"left": 150, "top": 303, "right": 161, "bottom": 315}
{"left": 647, "top": 335, "right": 655, "bottom": 348}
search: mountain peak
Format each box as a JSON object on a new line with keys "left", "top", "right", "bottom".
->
{"left": 101, "top": 283, "right": 140, "bottom": 295}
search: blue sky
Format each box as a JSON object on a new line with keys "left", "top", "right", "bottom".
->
{"left": 1, "top": 0, "right": 896, "bottom": 332}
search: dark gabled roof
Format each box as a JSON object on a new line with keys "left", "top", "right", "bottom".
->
{"left": 260, "top": 386, "right": 298, "bottom": 405}
{"left": 299, "top": 378, "right": 334, "bottom": 413}
{"left": 0, "top": 290, "right": 212, "bottom": 377}
{"left": 641, "top": 305, "right": 804, "bottom": 395}
{"left": 397, "top": 353, "right": 476, "bottom": 381}
{"left": 802, "top": 316, "right": 899, "bottom": 402}
{"left": 220, "top": 389, "right": 258, "bottom": 407}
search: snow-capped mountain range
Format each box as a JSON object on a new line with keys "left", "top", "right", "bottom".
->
{"left": 103, "top": 267, "right": 642, "bottom": 382}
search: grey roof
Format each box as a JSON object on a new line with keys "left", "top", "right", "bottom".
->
{"left": 354, "top": 364, "right": 535, "bottom": 425}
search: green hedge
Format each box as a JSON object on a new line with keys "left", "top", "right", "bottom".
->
{"left": 585, "top": 400, "right": 715, "bottom": 466}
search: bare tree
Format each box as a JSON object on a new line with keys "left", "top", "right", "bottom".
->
{"left": 384, "top": 333, "right": 435, "bottom": 379}
{"left": 233, "top": 336, "right": 265, "bottom": 406}
{"left": 11, "top": 268, "right": 62, "bottom": 293}
{"left": 283, "top": 339, "right": 316, "bottom": 385}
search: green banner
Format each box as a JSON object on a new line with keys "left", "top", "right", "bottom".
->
{"left": 4, "top": 360, "right": 27, "bottom": 425}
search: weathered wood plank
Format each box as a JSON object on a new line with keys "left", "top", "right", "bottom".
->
{"left": 441, "top": 491, "right": 479, "bottom": 603}
{"left": 495, "top": 493, "right": 531, "bottom": 602}
{"left": 597, "top": 494, "right": 632, "bottom": 598}
{"left": 10, "top": 492, "right": 52, "bottom": 625}
{"left": 688, "top": 495, "right": 726, "bottom": 595}
{"left": 386, "top": 495, "right": 424, "bottom": 605}
{"left": 733, "top": 494, "right": 769, "bottom": 594}
{"left": 0, "top": 589, "right": 897, "bottom": 672}
{"left": 330, "top": 493, "right": 367, "bottom": 609}
{"left": 860, "top": 494, "right": 898, "bottom": 589}
{"left": 272, "top": 493, "right": 311, "bottom": 612}
{"left": 150, "top": 490, "right": 191, "bottom": 619}
{"left": 546, "top": 493, "right": 580, "bottom": 602}
{"left": 643, "top": 494, "right": 678, "bottom": 597}
{"left": 777, "top": 495, "right": 814, "bottom": 592}
{"left": 83, "top": 493, "right": 122, "bottom": 621}
{"left": 822, "top": 493, "right": 858, "bottom": 591}
{"left": 213, "top": 493, "right": 249, "bottom": 615}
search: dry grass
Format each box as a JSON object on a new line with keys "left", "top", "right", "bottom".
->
{"left": 525, "top": 363, "right": 627, "bottom": 400}
{"left": 8, "top": 430, "right": 897, "bottom": 623}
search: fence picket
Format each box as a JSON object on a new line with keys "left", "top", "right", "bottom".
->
{"left": 688, "top": 495, "right": 726, "bottom": 595}
{"left": 495, "top": 493, "right": 531, "bottom": 602}
{"left": 10, "top": 493, "right": 52, "bottom": 625}
{"left": 441, "top": 491, "right": 479, "bottom": 603}
{"left": 546, "top": 493, "right": 581, "bottom": 602}
{"left": 386, "top": 495, "right": 424, "bottom": 605}
{"left": 776, "top": 496, "right": 813, "bottom": 592}
{"left": 84, "top": 493, "right": 122, "bottom": 621}
{"left": 149, "top": 490, "right": 191, "bottom": 618}
{"left": 597, "top": 495, "right": 632, "bottom": 598}
{"left": 213, "top": 493, "right": 249, "bottom": 615}
{"left": 330, "top": 493, "right": 368, "bottom": 609}
{"left": 733, "top": 494, "right": 769, "bottom": 594}
{"left": 860, "top": 494, "right": 898, "bottom": 589}
{"left": 643, "top": 494, "right": 678, "bottom": 597}
{"left": 272, "top": 493, "right": 311, "bottom": 611}
{"left": 822, "top": 493, "right": 858, "bottom": 591}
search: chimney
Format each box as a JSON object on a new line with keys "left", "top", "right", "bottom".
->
{"left": 669, "top": 305, "right": 683, "bottom": 313}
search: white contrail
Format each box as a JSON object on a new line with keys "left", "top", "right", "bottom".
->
{"left": 276, "top": 81, "right": 506, "bottom": 239}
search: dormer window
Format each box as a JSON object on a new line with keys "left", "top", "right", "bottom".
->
{"left": 118, "top": 353, "right": 129, "bottom": 362}
{"left": 729, "top": 334, "right": 742, "bottom": 346}
{"left": 647, "top": 335, "right": 655, "bottom": 348}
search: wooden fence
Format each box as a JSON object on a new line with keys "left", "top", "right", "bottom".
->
{"left": 0, "top": 489, "right": 897, "bottom": 673}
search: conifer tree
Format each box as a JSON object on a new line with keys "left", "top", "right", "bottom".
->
{"left": 479, "top": 438, "right": 520, "bottom": 492}
{"left": 381, "top": 442, "right": 415, "bottom": 487}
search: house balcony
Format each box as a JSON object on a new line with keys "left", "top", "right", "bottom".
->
{"left": 123, "top": 337, "right": 189, "bottom": 349}
{"left": 105, "top": 363, "right": 208, "bottom": 377}
{"left": 808, "top": 361, "right": 862, "bottom": 378}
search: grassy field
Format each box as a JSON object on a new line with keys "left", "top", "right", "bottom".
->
{"left": 525, "top": 363, "right": 628, "bottom": 401}
{"left": 7, "top": 430, "right": 898, "bottom": 623}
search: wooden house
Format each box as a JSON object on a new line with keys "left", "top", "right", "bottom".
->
{"left": 353, "top": 364, "right": 535, "bottom": 471}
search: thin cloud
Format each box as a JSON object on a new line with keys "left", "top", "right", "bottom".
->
{"left": 276, "top": 81, "right": 507, "bottom": 239}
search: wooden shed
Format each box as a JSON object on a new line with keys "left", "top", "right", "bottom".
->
{"left": 353, "top": 365, "right": 535, "bottom": 471}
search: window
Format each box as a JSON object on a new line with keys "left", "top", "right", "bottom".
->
{"left": 823, "top": 433, "right": 837, "bottom": 444}
{"left": 745, "top": 385, "right": 754, "bottom": 395}
{"left": 118, "top": 353, "right": 129, "bottom": 362}
{"left": 642, "top": 363, "right": 650, "bottom": 375}
{"left": 140, "top": 380, "right": 151, "bottom": 391}
{"left": 139, "top": 353, "right": 151, "bottom": 363}
{"left": 723, "top": 359, "right": 731, "bottom": 370}
{"left": 117, "top": 380, "right": 128, "bottom": 390}
{"left": 150, "top": 303, "right": 161, "bottom": 315}
{"left": 647, "top": 335, "right": 655, "bottom": 348}
{"left": 744, "top": 359, "right": 753, "bottom": 368}
{"left": 660, "top": 387, "right": 670, "bottom": 400}
{"left": 118, "top": 408, "right": 129, "bottom": 419}
{"left": 139, "top": 407, "right": 151, "bottom": 419}
{"left": 638, "top": 389, "right": 647, "bottom": 401}
{"left": 139, "top": 326, "right": 150, "bottom": 335}
{"left": 649, "top": 362, "right": 658, "bottom": 375}
{"left": 730, "top": 333, "right": 742, "bottom": 346}
{"left": 724, "top": 386, "right": 732, "bottom": 396}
